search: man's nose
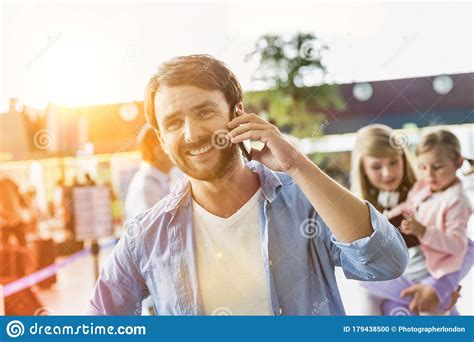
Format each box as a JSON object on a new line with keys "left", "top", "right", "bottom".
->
{"left": 183, "top": 118, "right": 204, "bottom": 143}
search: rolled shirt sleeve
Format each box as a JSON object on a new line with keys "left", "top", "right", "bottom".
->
{"left": 329, "top": 201, "right": 409, "bottom": 281}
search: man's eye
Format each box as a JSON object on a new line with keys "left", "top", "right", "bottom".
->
{"left": 166, "top": 120, "right": 182, "bottom": 130}
{"left": 199, "top": 110, "right": 214, "bottom": 118}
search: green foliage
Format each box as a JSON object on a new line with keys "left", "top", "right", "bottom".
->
{"left": 245, "top": 32, "right": 344, "bottom": 138}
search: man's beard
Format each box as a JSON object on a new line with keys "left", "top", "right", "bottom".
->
{"left": 169, "top": 137, "right": 241, "bottom": 181}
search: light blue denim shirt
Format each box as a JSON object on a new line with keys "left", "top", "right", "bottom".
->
{"left": 88, "top": 161, "right": 408, "bottom": 315}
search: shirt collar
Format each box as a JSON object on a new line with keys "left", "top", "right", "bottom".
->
{"left": 163, "top": 160, "right": 284, "bottom": 213}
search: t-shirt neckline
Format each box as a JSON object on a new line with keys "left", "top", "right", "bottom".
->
{"left": 192, "top": 188, "right": 261, "bottom": 227}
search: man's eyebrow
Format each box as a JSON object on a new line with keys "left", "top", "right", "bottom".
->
{"left": 190, "top": 100, "right": 220, "bottom": 111}
{"left": 162, "top": 100, "right": 220, "bottom": 123}
{"left": 162, "top": 111, "right": 181, "bottom": 123}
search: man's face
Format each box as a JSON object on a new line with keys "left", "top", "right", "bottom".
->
{"left": 154, "top": 85, "right": 240, "bottom": 181}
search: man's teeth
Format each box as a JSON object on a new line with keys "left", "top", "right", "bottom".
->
{"left": 189, "top": 143, "right": 213, "bottom": 156}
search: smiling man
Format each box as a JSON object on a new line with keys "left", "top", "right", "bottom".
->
{"left": 87, "top": 54, "right": 408, "bottom": 315}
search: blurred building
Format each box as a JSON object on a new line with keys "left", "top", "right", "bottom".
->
{"left": 312, "top": 73, "right": 473, "bottom": 134}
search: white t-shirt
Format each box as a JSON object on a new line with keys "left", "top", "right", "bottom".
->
{"left": 192, "top": 188, "right": 273, "bottom": 315}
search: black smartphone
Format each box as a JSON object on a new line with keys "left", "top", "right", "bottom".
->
{"left": 231, "top": 106, "right": 252, "bottom": 160}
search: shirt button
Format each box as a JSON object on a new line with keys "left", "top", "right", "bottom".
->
{"left": 278, "top": 308, "right": 283, "bottom": 315}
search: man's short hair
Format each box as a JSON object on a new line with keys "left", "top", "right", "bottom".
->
{"left": 144, "top": 54, "right": 243, "bottom": 130}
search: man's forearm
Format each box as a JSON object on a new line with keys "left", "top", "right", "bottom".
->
{"left": 289, "top": 153, "right": 373, "bottom": 243}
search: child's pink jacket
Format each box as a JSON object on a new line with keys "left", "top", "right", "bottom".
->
{"left": 386, "top": 179, "right": 472, "bottom": 279}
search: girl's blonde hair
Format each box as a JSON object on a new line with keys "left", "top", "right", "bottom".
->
{"left": 416, "top": 129, "right": 461, "bottom": 160}
{"left": 350, "top": 124, "right": 417, "bottom": 212}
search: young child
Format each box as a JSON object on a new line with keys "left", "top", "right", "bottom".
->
{"left": 367, "top": 130, "right": 472, "bottom": 315}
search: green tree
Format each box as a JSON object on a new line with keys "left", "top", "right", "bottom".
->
{"left": 245, "top": 32, "right": 344, "bottom": 138}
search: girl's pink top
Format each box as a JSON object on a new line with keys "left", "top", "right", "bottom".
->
{"left": 387, "top": 179, "right": 472, "bottom": 279}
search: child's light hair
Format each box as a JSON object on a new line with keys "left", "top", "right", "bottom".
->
{"left": 416, "top": 129, "right": 461, "bottom": 161}
{"left": 350, "top": 124, "right": 417, "bottom": 212}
